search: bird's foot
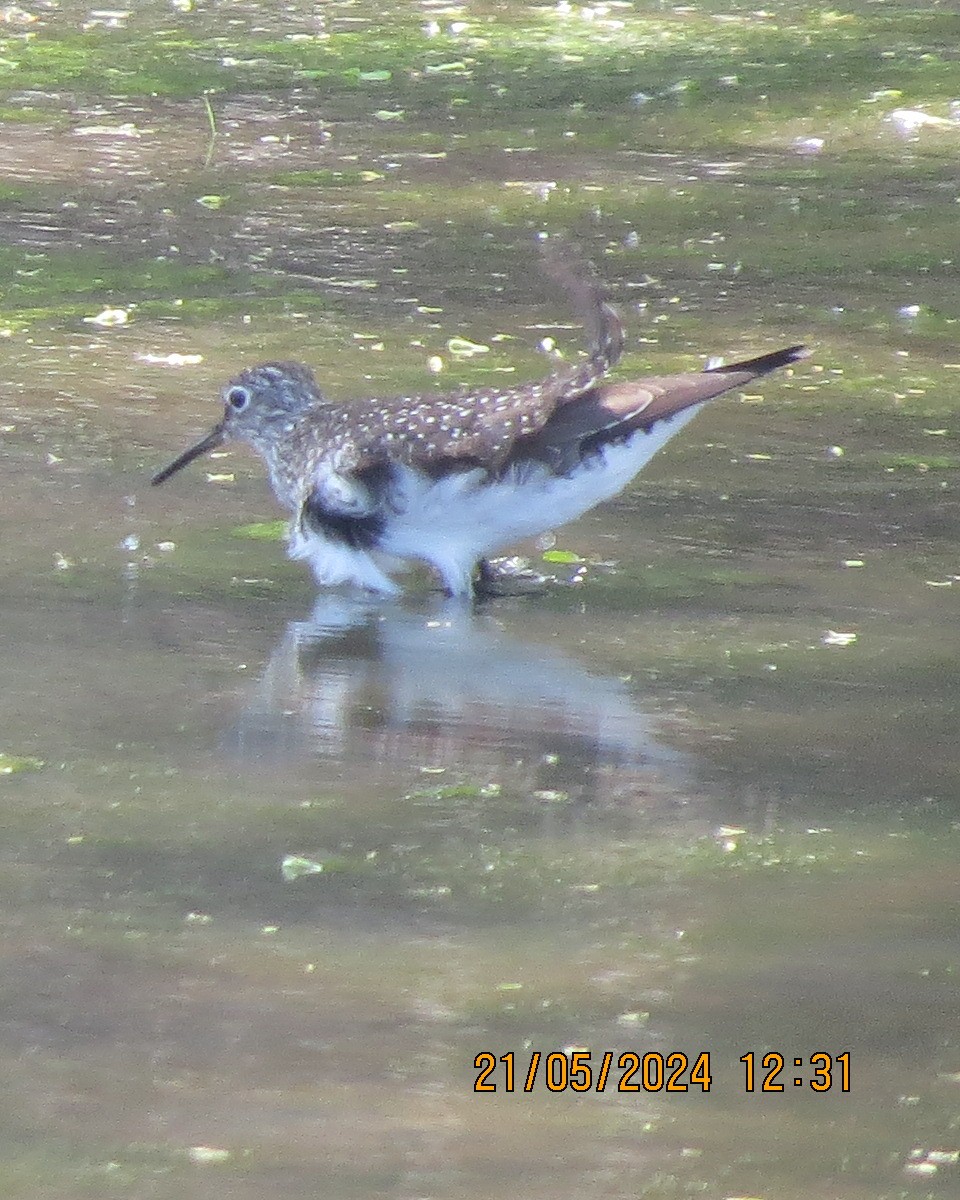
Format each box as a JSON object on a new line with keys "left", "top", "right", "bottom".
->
{"left": 473, "top": 556, "right": 549, "bottom": 598}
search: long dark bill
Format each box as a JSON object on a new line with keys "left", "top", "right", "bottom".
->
{"left": 151, "top": 425, "right": 226, "bottom": 486}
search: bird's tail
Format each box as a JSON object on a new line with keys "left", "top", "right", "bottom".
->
{"left": 705, "top": 344, "right": 811, "bottom": 377}
{"left": 539, "top": 235, "right": 625, "bottom": 396}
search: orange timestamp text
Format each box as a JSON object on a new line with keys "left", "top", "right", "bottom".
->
{"left": 473, "top": 1050, "right": 852, "bottom": 1094}
{"left": 474, "top": 1050, "right": 712, "bottom": 1093}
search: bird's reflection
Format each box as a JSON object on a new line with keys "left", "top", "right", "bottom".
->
{"left": 226, "top": 596, "right": 693, "bottom": 808}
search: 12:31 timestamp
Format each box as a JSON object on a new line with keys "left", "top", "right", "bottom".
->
{"left": 741, "top": 1051, "right": 851, "bottom": 1092}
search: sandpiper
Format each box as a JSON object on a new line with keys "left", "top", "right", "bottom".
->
{"left": 152, "top": 244, "right": 808, "bottom": 597}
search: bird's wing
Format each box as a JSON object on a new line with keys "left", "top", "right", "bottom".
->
{"left": 525, "top": 345, "right": 810, "bottom": 470}
{"left": 336, "top": 242, "right": 625, "bottom": 475}
{"left": 300, "top": 468, "right": 387, "bottom": 549}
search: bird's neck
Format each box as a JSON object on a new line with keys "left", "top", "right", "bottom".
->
{"left": 243, "top": 417, "right": 312, "bottom": 512}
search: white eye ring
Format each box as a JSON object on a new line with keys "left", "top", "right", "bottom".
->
{"left": 227, "top": 385, "right": 250, "bottom": 411}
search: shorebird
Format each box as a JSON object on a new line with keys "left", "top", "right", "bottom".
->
{"left": 152, "top": 244, "right": 807, "bottom": 597}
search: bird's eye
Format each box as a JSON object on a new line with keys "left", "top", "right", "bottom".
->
{"left": 226, "top": 385, "right": 250, "bottom": 411}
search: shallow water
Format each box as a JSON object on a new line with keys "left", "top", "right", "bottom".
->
{"left": 0, "top": 1, "right": 959, "bottom": 1197}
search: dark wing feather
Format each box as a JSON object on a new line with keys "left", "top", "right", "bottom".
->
{"left": 301, "top": 467, "right": 389, "bottom": 549}
{"left": 524, "top": 344, "right": 810, "bottom": 472}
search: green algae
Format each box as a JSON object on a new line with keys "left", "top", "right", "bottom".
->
{"left": 0, "top": 2, "right": 954, "bottom": 121}
{"left": 232, "top": 519, "right": 286, "bottom": 541}
{"left": 0, "top": 753, "right": 43, "bottom": 776}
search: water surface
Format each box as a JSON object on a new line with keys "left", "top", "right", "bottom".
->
{"left": 0, "top": 2, "right": 958, "bottom": 1197}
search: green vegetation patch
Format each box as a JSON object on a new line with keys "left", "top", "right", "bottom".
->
{"left": 0, "top": 752, "right": 44, "bottom": 776}
{"left": 2, "top": 2, "right": 960, "bottom": 114}
{"left": 232, "top": 520, "right": 287, "bottom": 541}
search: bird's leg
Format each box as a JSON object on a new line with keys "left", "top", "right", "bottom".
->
{"left": 476, "top": 558, "right": 495, "bottom": 588}
{"left": 473, "top": 556, "right": 548, "bottom": 597}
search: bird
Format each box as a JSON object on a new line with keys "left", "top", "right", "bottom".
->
{"left": 152, "top": 243, "right": 808, "bottom": 598}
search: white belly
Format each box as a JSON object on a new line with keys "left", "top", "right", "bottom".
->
{"left": 289, "top": 407, "right": 702, "bottom": 596}
{"left": 372, "top": 410, "right": 700, "bottom": 597}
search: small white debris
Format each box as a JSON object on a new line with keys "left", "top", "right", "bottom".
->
{"left": 426, "top": 355, "right": 444, "bottom": 374}
{"left": 81, "top": 9, "right": 131, "bottom": 31}
{"left": 793, "top": 136, "right": 825, "bottom": 155}
{"left": 54, "top": 552, "right": 73, "bottom": 571}
{"left": 187, "top": 1146, "right": 231, "bottom": 1165}
{"left": 205, "top": 473, "right": 235, "bottom": 483}
{"left": 503, "top": 180, "right": 556, "bottom": 200}
{"left": 75, "top": 122, "right": 141, "bottom": 138}
{"left": 281, "top": 854, "right": 325, "bottom": 882}
{"left": 827, "top": 445, "right": 844, "bottom": 458}
{"left": 120, "top": 535, "right": 140, "bottom": 552}
{"left": 842, "top": 559, "right": 865, "bottom": 568}
{"left": 2, "top": 6, "right": 39, "bottom": 23}
{"left": 84, "top": 308, "right": 129, "bottom": 327}
{"left": 156, "top": 541, "right": 176, "bottom": 553}
{"left": 887, "top": 108, "right": 954, "bottom": 135}
{"left": 822, "top": 630, "right": 857, "bottom": 646}
{"left": 137, "top": 353, "right": 203, "bottom": 366}
{"left": 898, "top": 304, "right": 922, "bottom": 318}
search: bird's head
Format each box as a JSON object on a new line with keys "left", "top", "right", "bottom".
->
{"left": 151, "top": 362, "right": 325, "bottom": 486}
